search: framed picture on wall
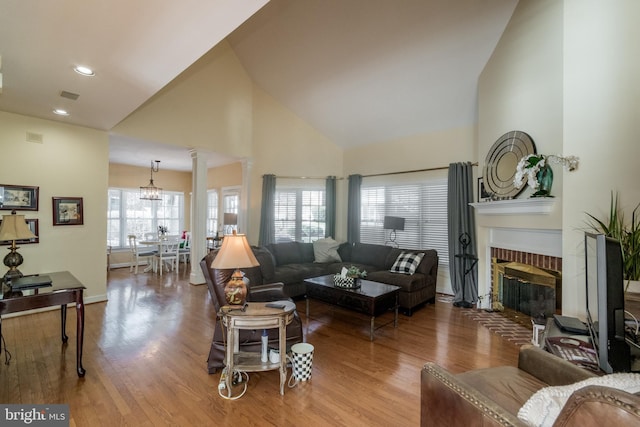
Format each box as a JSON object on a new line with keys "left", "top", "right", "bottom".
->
{"left": 0, "top": 218, "right": 39, "bottom": 245}
{"left": 0, "top": 185, "right": 39, "bottom": 211}
{"left": 477, "top": 177, "right": 491, "bottom": 202}
{"left": 52, "top": 197, "right": 83, "bottom": 226}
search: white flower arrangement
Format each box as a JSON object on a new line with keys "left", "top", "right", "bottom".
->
{"left": 514, "top": 154, "right": 579, "bottom": 191}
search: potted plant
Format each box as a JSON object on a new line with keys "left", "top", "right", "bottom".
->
{"left": 586, "top": 192, "right": 640, "bottom": 291}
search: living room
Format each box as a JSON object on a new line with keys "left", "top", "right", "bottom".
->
{"left": 1, "top": 0, "right": 639, "bottom": 424}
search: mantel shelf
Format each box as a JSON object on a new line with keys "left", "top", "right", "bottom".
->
{"left": 470, "top": 198, "right": 556, "bottom": 215}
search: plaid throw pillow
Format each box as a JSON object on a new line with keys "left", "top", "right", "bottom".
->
{"left": 390, "top": 251, "right": 425, "bottom": 275}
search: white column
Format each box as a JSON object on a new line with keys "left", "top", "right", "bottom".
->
{"left": 240, "top": 159, "right": 253, "bottom": 236}
{"left": 189, "top": 149, "right": 207, "bottom": 285}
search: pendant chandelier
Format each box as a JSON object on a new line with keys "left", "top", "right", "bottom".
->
{"left": 140, "top": 160, "right": 163, "bottom": 200}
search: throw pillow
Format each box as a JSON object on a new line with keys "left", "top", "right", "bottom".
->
{"left": 517, "top": 373, "right": 640, "bottom": 427}
{"left": 390, "top": 251, "right": 424, "bottom": 274}
{"left": 313, "top": 237, "right": 342, "bottom": 263}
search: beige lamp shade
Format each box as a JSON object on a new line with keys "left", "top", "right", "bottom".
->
{"left": 0, "top": 213, "right": 37, "bottom": 241}
{"left": 211, "top": 231, "right": 259, "bottom": 269}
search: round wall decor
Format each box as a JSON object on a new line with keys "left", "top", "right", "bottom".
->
{"left": 483, "top": 131, "right": 536, "bottom": 199}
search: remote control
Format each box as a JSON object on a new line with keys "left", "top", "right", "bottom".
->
{"left": 266, "top": 302, "right": 285, "bottom": 309}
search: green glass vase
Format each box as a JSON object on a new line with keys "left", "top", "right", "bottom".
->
{"left": 532, "top": 165, "right": 553, "bottom": 197}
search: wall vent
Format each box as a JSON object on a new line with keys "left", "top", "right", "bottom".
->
{"left": 26, "top": 132, "right": 43, "bottom": 143}
{"left": 60, "top": 90, "right": 79, "bottom": 100}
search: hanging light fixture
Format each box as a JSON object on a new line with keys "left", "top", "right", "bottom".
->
{"left": 140, "top": 160, "right": 163, "bottom": 200}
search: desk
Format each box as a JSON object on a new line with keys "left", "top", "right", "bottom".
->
{"left": 218, "top": 302, "right": 295, "bottom": 397}
{"left": 0, "top": 271, "right": 86, "bottom": 377}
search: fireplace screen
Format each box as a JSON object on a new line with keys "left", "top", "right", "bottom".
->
{"left": 493, "top": 259, "right": 561, "bottom": 321}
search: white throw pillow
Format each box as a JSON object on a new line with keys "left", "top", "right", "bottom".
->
{"left": 313, "top": 237, "right": 342, "bottom": 263}
{"left": 390, "top": 252, "right": 424, "bottom": 274}
{"left": 517, "top": 373, "right": 640, "bottom": 427}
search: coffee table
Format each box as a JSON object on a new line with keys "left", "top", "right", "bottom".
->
{"left": 304, "top": 275, "right": 400, "bottom": 340}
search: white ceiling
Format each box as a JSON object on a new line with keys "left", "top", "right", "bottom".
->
{"left": 0, "top": 0, "right": 517, "bottom": 171}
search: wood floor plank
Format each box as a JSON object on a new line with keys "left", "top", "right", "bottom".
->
{"left": 0, "top": 265, "right": 520, "bottom": 426}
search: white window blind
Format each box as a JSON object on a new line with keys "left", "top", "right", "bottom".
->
{"left": 360, "top": 179, "right": 448, "bottom": 266}
{"left": 274, "top": 187, "right": 325, "bottom": 243}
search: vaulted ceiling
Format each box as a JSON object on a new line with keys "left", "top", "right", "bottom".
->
{"left": 0, "top": 0, "right": 517, "bottom": 171}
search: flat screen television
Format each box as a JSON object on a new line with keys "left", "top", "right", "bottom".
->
{"left": 584, "top": 232, "right": 630, "bottom": 373}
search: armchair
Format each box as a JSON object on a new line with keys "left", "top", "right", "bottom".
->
{"left": 200, "top": 250, "right": 304, "bottom": 374}
{"left": 421, "top": 344, "right": 640, "bottom": 426}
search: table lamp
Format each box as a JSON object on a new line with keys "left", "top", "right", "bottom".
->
{"left": 211, "top": 230, "right": 259, "bottom": 305}
{"left": 0, "top": 211, "right": 37, "bottom": 282}
{"left": 383, "top": 216, "right": 405, "bottom": 247}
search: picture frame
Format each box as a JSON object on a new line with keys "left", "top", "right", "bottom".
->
{"left": 0, "top": 218, "right": 39, "bottom": 245}
{"left": 477, "top": 177, "right": 491, "bottom": 202}
{"left": 0, "top": 185, "right": 39, "bottom": 211}
{"left": 52, "top": 197, "right": 84, "bottom": 226}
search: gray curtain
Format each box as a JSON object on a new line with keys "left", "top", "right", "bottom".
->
{"left": 347, "top": 174, "right": 362, "bottom": 243}
{"left": 447, "top": 162, "right": 478, "bottom": 305}
{"left": 325, "top": 176, "right": 336, "bottom": 238}
{"left": 258, "top": 174, "right": 276, "bottom": 246}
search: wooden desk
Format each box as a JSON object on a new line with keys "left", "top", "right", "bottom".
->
{"left": 0, "top": 271, "right": 86, "bottom": 377}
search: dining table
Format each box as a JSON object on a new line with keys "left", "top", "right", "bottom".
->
{"left": 139, "top": 238, "right": 179, "bottom": 273}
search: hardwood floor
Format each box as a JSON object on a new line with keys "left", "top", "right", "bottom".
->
{"left": 0, "top": 265, "right": 521, "bottom": 426}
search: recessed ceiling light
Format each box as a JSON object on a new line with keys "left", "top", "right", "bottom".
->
{"left": 53, "top": 109, "right": 69, "bottom": 116}
{"left": 74, "top": 66, "right": 95, "bottom": 77}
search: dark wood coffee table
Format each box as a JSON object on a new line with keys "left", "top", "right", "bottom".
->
{"left": 304, "top": 275, "right": 400, "bottom": 340}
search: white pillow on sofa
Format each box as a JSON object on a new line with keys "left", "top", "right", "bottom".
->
{"left": 517, "top": 373, "right": 640, "bottom": 427}
{"left": 313, "top": 237, "right": 342, "bottom": 263}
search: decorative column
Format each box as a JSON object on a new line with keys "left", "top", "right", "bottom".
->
{"left": 189, "top": 149, "right": 207, "bottom": 285}
{"left": 240, "top": 159, "right": 253, "bottom": 238}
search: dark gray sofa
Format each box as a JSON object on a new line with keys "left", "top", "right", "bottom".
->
{"left": 251, "top": 241, "right": 438, "bottom": 315}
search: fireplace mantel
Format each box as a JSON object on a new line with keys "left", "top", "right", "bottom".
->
{"left": 470, "top": 198, "right": 555, "bottom": 215}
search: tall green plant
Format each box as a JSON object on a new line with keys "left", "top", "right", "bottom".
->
{"left": 586, "top": 191, "right": 640, "bottom": 283}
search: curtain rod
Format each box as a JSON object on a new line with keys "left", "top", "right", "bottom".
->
{"left": 271, "top": 175, "right": 344, "bottom": 180}
{"left": 269, "top": 162, "right": 478, "bottom": 180}
{"left": 362, "top": 162, "right": 478, "bottom": 178}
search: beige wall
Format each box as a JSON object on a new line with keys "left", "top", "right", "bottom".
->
{"left": 477, "top": 0, "right": 640, "bottom": 317}
{"left": 562, "top": 0, "right": 640, "bottom": 316}
{"left": 476, "top": 0, "right": 564, "bottom": 307}
{"left": 248, "top": 86, "right": 344, "bottom": 245}
{"left": 112, "top": 40, "right": 254, "bottom": 159}
{"left": 0, "top": 111, "right": 109, "bottom": 304}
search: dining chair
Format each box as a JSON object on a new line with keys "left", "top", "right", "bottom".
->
{"left": 128, "top": 235, "right": 155, "bottom": 274}
{"left": 154, "top": 239, "right": 180, "bottom": 276}
{"left": 179, "top": 232, "right": 191, "bottom": 264}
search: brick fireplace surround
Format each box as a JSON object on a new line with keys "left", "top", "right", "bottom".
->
{"left": 491, "top": 247, "right": 562, "bottom": 273}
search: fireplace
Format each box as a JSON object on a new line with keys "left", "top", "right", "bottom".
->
{"left": 491, "top": 254, "right": 562, "bottom": 321}
{"left": 487, "top": 228, "right": 563, "bottom": 323}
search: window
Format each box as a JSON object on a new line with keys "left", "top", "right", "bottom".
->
{"left": 222, "top": 188, "right": 239, "bottom": 233}
{"left": 107, "top": 188, "right": 185, "bottom": 248}
{"left": 274, "top": 187, "right": 326, "bottom": 243}
{"left": 360, "top": 178, "right": 448, "bottom": 266}
{"left": 207, "top": 190, "right": 218, "bottom": 236}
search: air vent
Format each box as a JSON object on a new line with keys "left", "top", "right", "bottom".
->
{"left": 26, "top": 132, "right": 43, "bottom": 144}
{"left": 60, "top": 90, "right": 79, "bottom": 100}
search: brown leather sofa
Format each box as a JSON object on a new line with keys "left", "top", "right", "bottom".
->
{"left": 200, "top": 250, "right": 304, "bottom": 374}
{"left": 421, "top": 344, "right": 640, "bottom": 426}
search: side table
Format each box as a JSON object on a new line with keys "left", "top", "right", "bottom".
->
{"left": 218, "top": 301, "right": 296, "bottom": 397}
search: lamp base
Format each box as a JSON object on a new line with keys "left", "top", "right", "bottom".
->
{"left": 3, "top": 246, "right": 24, "bottom": 285}
{"left": 224, "top": 269, "right": 249, "bottom": 305}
